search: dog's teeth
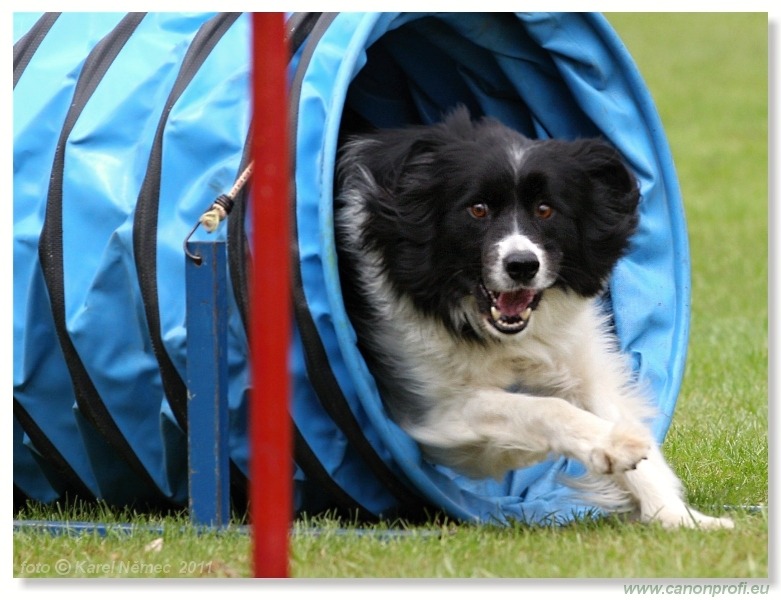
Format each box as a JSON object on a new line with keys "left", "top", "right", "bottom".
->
{"left": 490, "top": 306, "right": 502, "bottom": 322}
{"left": 521, "top": 307, "right": 532, "bottom": 321}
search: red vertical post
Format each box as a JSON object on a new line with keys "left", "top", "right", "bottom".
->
{"left": 250, "top": 12, "right": 291, "bottom": 578}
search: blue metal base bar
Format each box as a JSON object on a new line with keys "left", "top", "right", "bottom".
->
{"left": 12, "top": 520, "right": 248, "bottom": 536}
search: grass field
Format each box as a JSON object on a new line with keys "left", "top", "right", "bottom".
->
{"left": 12, "top": 13, "right": 768, "bottom": 583}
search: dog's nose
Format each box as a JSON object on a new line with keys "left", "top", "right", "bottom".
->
{"left": 504, "top": 251, "right": 540, "bottom": 283}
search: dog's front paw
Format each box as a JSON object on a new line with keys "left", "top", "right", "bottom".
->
{"left": 646, "top": 506, "right": 735, "bottom": 530}
{"left": 589, "top": 422, "right": 652, "bottom": 475}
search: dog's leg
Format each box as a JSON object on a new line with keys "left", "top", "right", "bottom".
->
{"left": 407, "top": 389, "right": 734, "bottom": 528}
{"left": 574, "top": 398, "right": 735, "bottom": 528}
{"left": 559, "top": 345, "right": 734, "bottom": 529}
{"left": 616, "top": 447, "right": 735, "bottom": 529}
{"left": 576, "top": 393, "right": 734, "bottom": 528}
{"left": 406, "top": 389, "right": 653, "bottom": 481}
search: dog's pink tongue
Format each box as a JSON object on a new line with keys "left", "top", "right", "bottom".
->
{"left": 497, "top": 289, "right": 535, "bottom": 316}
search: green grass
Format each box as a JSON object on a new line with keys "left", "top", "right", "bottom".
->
{"left": 14, "top": 503, "right": 251, "bottom": 578}
{"left": 12, "top": 504, "right": 768, "bottom": 578}
{"left": 13, "top": 13, "right": 768, "bottom": 579}
{"left": 291, "top": 513, "right": 768, "bottom": 578}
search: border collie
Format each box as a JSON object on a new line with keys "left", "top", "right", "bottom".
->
{"left": 334, "top": 106, "right": 733, "bottom": 528}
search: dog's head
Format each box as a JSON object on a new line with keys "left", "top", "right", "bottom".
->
{"left": 338, "top": 106, "right": 640, "bottom": 341}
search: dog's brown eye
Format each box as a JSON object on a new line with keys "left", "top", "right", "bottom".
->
{"left": 535, "top": 203, "right": 554, "bottom": 219}
{"left": 469, "top": 203, "right": 489, "bottom": 219}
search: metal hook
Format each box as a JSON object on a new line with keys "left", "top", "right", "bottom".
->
{"left": 183, "top": 220, "right": 203, "bottom": 265}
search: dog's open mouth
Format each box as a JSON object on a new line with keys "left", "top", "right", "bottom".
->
{"left": 476, "top": 281, "right": 542, "bottom": 335}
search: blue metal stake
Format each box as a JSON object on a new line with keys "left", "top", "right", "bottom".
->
{"left": 185, "top": 241, "right": 230, "bottom": 527}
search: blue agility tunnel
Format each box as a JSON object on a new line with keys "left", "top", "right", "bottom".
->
{"left": 13, "top": 12, "right": 689, "bottom": 523}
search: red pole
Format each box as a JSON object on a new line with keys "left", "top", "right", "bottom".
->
{"left": 250, "top": 12, "right": 291, "bottom": 578}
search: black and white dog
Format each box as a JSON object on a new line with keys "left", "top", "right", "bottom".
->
{"left": 334, "top": 106, "right": 733, "bottom": 528}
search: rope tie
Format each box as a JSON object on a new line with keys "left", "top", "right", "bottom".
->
{"left": 184, "top": 160, "right": 254, "bottom": 263}
{"left": 199, "top": 161, "right": 254, "bottom": 232}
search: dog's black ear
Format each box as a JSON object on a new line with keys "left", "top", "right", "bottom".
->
{"left": 385, "top": 137, "right": 439, "bottom": 195}
{"left": 559, "top": 139, "right": 641, "bottom": 296}
{"left": 338, "top": 128, "right": 439, "bottom": 199}
{"left": 340, "top": 105, "right": 478, "bottom": 196}
{"left": 579, "top": 140, "right": 641, "bottom": 217}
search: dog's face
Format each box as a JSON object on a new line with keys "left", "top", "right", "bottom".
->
{"left": 340, "top": 107, "right": 640, "bottom": 341}
{"left": 456, "top": 136, "right": 641, "bottom": 340}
